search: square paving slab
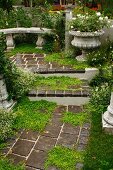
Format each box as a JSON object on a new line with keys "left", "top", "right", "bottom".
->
{"left": 53, "top": 105, "right": 67, "bottom": 113}
{"left": 34, "top": 136, "right": 56, "bottom": 151}
{"left": 62, "top": 124, "right": 80, "bottom": 135}
{"left": 20, "top": 130, "right": 39, "bottom": 141}
{"left": 7, "top": 153, "right": 26, "bottom": 165}
{"left": 26, "top": 150, "right": 47, "bottom": 169}
{"left": 57, "top": 133, "right": 77, "bottom": 148}
{"left": 68, "top": 105, "right": 83, "bottom": 113}
{"left": 42, "top": 124, "right": 61, "bottom": 138}
{"left": 12, "top": 139, "right": 35, "bottom": 157}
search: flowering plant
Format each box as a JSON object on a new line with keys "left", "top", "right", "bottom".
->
{"left": 70, "top": 12, "right": 111, "bottom": 32}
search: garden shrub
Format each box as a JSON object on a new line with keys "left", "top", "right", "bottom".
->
{"left": 0, "top": 34, "right": 35, "bottom": 99}
{"left": 0, "top": 110, "right": 15, "bottom": 142}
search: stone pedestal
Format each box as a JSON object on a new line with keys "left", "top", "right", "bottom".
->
{"left": 36, "top": 35, "right": 44, "bottom": 49}
{"left": 102, "top": 92, "right": 113, "bottom": 134}
{"left": 6, "top": 34, "right": 15, "bottom": 51}
{"left": 0, "top": 75, "right": 13, "bottom": 109}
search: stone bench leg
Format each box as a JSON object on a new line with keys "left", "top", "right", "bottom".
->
{"left": 36, "top": 35, "right": 45, "bottom": 49}
{"left": 6, "top": 34, "right": 15, "bottom": 51}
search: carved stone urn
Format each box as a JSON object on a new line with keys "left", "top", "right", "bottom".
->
{"left": 69, "top": 30, "right": 104, "bottom": 61}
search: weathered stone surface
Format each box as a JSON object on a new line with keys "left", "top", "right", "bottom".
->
{"left": 46, "top": 90, "right": 55, "bottom": 97}
{"left": 53, "top": 105, "right": 67, "bottom": 113}
{"left": 42, "top": 124, "right": 61, "bottom": 138}
{"left": 50, "top": 115, "right": 63, "bottom": 127}
{"left": 37, "top": 90, "right": 46, "bottom": 97}
{"left": 34, "top": 53, "right": 44, "bottom": 58}
{"left": 26, "top": 150, "right": 47, "bottom": 169}
{"left": 20, "top": 130, "right": 39, "bottom": 141}
{"left": 68, "top": 105, "right": 82, "bottom": 113}
{"left": 77, "top": 144, "right": 86, "bottom": 151}
{"left": 64, "top": 90, "right": 72, "bottom": 97}
{"left": 28, "top": 90, "right": 37, "bottom": 97}
{"left": 55, "top": 90, "right": 64, "bottom": 97}
{"left": 62, "top": 124, "right": 80, "bottom": 135}
{"left": 34, "top": 136, "right": 56, "bottom": 151}
{"left": 79, "top": 136, "right": 88, "bottom": 145}
{"left": 26, "top": 166, "right": 38, "bottom": 170}
{"left": 7, "top": 153, "right": 26, "bottom": 165}
{"left": 72, "top": 90, "right": 82, "bottom": 97}
{"left": 82, "top": 123, "right": 91, "bottom": 129}
{"left": 76, "top": 162, "right": 84, "bottom": 170}
{"left": 80, "top": 128, "right": 89, "bottom": 137}
{"left": 12, "top": 139, "right": 35, "bottom": 156}
{"left": 57, "top": 133, "right": 77, "bottom": 148}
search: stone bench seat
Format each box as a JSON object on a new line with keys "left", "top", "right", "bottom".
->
{"left": 0, "top": 27, "right": 52, "bottom": 51}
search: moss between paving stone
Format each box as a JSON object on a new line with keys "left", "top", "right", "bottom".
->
{"left": 32, "top": 76, "right": 82, "bottom": 91}
{"left": 45, "top": 53, "right": 88, "bottom": 70}
{"left": 0, "top": 157, "right": 25, "bottom": 170}
{"left": 13, "top": 97, "right": 57, "bottom": 131}
{"left": 62, "top": 112, "right": 90, "bottom": 126}
{"left": 45, "top": 146, "right": 84, "bottom": 170}
{"left": 6, "top": 43, "right": 44, "bottom": 57}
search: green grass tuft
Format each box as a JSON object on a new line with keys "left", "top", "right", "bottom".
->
{"left": 6, "top": 43, "right": 44, "bottom": 57}
{"left": 0, "top": 157, "right": 25, "bottom": 170}
{"left": 45, "top": 53, "right": 88, "bottom": 70}
{"left": 13, "top": 97, "right": 57, "bottom": 131}
{"left": 32, "top": 76, "right": 82, "bottom": 91}
{"left": 45, "top": 146, "right": 84, "bottom": 170}
{"left": 62, "top": 112, "right": 90, "bottom": 126}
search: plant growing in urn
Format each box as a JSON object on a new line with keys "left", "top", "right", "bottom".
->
{"left": 69, "top": 11, "right": 111, "bottom": 61}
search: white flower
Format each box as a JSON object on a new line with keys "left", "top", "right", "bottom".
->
{"left": 77, "top": 31, "right": 80, "bottom": 33}
{"left": 108, "top": 20, "right": 111, "bottom": 23}
{"left": 96, "top": 12, "right": 101, "bottom": 16}
{"left": 71, "top": 26, "right": 74, "bottom": 29}
{"left": 111, "top": 25, "right": 113, "bottom": 28}
{"left": 72, "top": 17, "right": 76, "bottom": 20}
{"left": 105, "top": 16, "right": 108, "bottom": 20}
{"left": 99, "top": 17, "right": 103, "bottom": 21}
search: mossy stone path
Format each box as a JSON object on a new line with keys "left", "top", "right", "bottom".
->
{"left": 1, "top": 105, "right": 90, "bottom": 170}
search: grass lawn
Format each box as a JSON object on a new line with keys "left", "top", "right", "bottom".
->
{"left": 13, "top": 97, "right": 57, "bottom": 131}
{"left": 45, "top": 53, "right": 88, "bottom": 70}
{"left": 45, "top": 146, "right": 84, "bottom": 170}
{"left": 6, "top": 43, "right": 44, "bottom": 57}
{"left": 32, "top": 76, "right": 82, "bottom": 91}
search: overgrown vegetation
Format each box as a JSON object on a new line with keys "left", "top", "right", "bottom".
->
{"left": 6, "top": 43, "right": 44, "bottom": 57}
{"left": 0, "top": 110, "right": 15, "bottom": 142}
{"left": 45, "top": 146, "right": 84, "bottom": 170}
{"left": 13, "top": 98, "right": 57, "bottom": 131}
{"left": 0, "top": 37, "right": 36, "bottom": 100}
{"left": 32, "top": 76, "right": 82, "bottom": 90}
{"left": 0, "top": 157, "right": 25, "bottom": 170}
{"left": 62, "top": 111, "right": 90, "bottom": 126}
{"left": 83, "top": 85, "right": 113, "bottom": 169}
{"left": 45, "top": 51, "right": 88, "bottom": 70}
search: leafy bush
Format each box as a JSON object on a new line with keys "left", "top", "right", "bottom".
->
{"left": 0, "top": 110, "right": 15, "bottom": 142}
{"left": 0, "top": 35, "right": 35, "bottom": 99}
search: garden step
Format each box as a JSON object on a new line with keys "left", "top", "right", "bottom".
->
{"left": 28, "top": 89, "right": 90, "bottom": 97}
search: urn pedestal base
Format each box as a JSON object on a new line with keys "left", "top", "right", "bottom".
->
{"left": 102, "top": 92, "right": 113, "bottom": 134}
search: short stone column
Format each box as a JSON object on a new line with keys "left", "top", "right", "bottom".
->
{"left": 65, "top": 6, "right": 73, "bottom": 51}
{"left": 0, "top": 75, "right": 13, "bottom": 109}
{"left": 102, "top": 92, "right": 113, "bottom": 134}
{"left": 6, "top": 33, "right": 15, "bottom": 51}
{"left": 36, "top": 35, "right": 45, "bottom": 49}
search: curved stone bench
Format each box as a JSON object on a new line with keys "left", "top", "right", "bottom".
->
{"left": 0, "top": 27, "right": 52, "bottom": 51}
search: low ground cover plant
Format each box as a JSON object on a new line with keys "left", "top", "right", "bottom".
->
{"left": 32, "top": 76, "right": 82, "bottom": 91}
